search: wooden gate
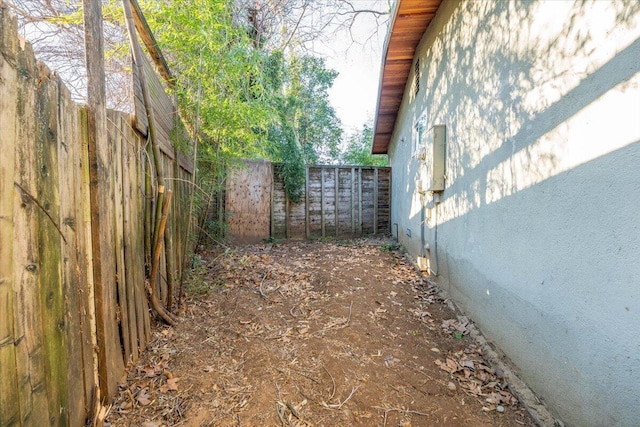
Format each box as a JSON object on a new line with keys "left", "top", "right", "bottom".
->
{"left": 225, "top": 160, "right": 273, "bottom": 243}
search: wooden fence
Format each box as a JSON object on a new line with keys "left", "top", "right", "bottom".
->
{"left": 0, "top": 4, "right": 193, "bottom": 425}
{"left": 226, "top": 161, "right": 273, "bottom": 243}
{"left": 226, "top": 162, "right": 391, "bottom": 241}
{"left": 272, "top": 165, "right": 391, "bottom": 239}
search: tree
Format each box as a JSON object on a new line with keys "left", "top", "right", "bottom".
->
{"left": 340, "top": 121, "right": 387, "bottom": 166}
{"left": 264, "top": 51, "right": 342, "bottom": 200}
{"left": 233, "top": 0, "right": 391, "bottom": 53}
{"left": 7, "top": 0, "right": 134, "bottom": 110}
{"left": 285, "top": 55, "right": 342, "bottom": 164}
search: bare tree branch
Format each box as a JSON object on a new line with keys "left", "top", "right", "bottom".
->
{"left": 234, "top": 0, "right": 390, "bottom": 54}
{"left": 8, "top": 0, "right": 133, "bottom": 110}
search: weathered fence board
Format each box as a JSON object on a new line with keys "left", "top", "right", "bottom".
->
{"left": 132, "top": 48, "right": 194, "bottom": 173}
{"left": 66, "top": 90, "right": 96, "bottom": 416}
{"left": 58, "top": 76, "right": 89, "bottom": 427}
{"left": 35, "top": 62, "right": 66, "bottom": 426}
{"left": 0, "top": 7, "right": 19, "bottom": 424}
{"left": 12, "top": 38, "right": 52, "bottom": 427}
{"left": 118, "top": 113, "right": 138, "bottom": 360}
{"left": 121, "top": 115, "right": 144, "bottom": 352}
{"left": 84, "top": 0, "right": 125, "bottom": 401}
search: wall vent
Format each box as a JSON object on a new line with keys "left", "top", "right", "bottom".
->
{"left": 413, "top": 59, "right": 420, "bottom": 97}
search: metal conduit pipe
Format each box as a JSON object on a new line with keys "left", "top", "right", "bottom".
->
{"left": 429, "top": 192, "right": 440, "bottom": 276}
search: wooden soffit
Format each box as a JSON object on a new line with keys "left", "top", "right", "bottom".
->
{"left": 372, "top": 0, "right": 441, "bottom": 154}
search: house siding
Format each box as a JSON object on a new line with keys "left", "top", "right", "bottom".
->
{"left": 387, "top": 1, "right": 640, "bottom": 426}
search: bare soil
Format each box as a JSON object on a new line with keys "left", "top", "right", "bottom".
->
{"left": 106, "top": 238, "right": 536, "bottom": 427}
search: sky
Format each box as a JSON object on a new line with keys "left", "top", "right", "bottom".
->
{"left": 326, "top": 41, "right": 384, "bottom": 133}
{"left": 315, "top": 2, "right": 391, "bottom": 135}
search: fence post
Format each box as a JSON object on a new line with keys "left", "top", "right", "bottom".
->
{"left": 305, "top": 166, "right": 310, "bottom": 238}
{"left": 321, "top": 167, "right": 325, "bottom": 237}
{"left": 334, "top": 167, "right": 339, "bottom": 236}
{"left": 374, "top": 168, "right": 379, "bottom": 235}
{"left": 83, "top": 0, "right": 124, "bottom": 401}
{"left": 285, "top": 191, "right": 290, "bottom": 239}
{"left": 358, "top": 167, "right": 363, "bottom": 235}
{"left": 270, "top": 164, "right": 275, "bottom": 238}
{"left": 350, "top": 167, "right": 355, "bottom": 235}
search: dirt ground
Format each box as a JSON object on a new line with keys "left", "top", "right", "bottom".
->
{"left": 105, "top": 238, "right": 537, "bottom": 427}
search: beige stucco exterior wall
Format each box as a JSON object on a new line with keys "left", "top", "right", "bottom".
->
{"left": 387, "top": 1, "right": 640, "bottom": 426}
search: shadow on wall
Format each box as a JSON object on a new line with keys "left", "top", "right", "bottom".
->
{"left": 397, "top": 1, "right": 640, "bottom": 425}
{"left": 410, "top": 0, "right": 640, "bottom": 223}
{"left": 435, "top": 140, "right": 640, "bottom": 427}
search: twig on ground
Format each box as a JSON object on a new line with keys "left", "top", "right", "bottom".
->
{"left": 125, "top": 389, "right": 135, "bottom": 408}
{"left": 313, "top": 301, "right": 355, "bottom": 336}
{"left": 322, "top": 385, "right": 360, "bottom": 410}
{"left": 291, "top": 369, "right": 320, "bottom": 385}
{"left": 373, "top": 406, "right": 434, "bottom": 427}
{"left": 275, "top": 402, "right": 286, "bottom": 427}
{"left": 346, "top": 301, "right": 353, "bottom": 325}
{"left": 285, "top": 401, "right": 300, "bottom": 419}
{"left": 297, "top": 388, "right": 321, "bottom": 407}
{"left": 228, "top": 298, "right": 239, "bottom": 318}
{"left": 234, "top": 358, "right": 247, "bottom": 371}
{"left": 390, "top": 384, "right": 414, "bottom": 400}
{"left": 259, "top": 269, "right": 272, "bottom": 299}
{"left": 408, "top": 364, "right": 449, "bottom": 387}
{"left": 322, "top": 365, "right": 336, "bottom": 400}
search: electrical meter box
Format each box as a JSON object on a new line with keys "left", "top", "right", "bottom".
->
{"left": 423, "top": 125, "right": 446, "bottom": 192}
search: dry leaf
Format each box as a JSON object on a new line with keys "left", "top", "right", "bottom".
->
{"left": 137, "top": 390, "right": 151, "bottom": 406}
{"left": 461, "top": 360, "right": 475, "bottom": 370}
{"left": 160, "top": 377, "right": 180, "bottom": 393}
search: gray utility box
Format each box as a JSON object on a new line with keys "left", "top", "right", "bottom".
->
{"left": 420, "top": 124, "right": 446, "bottom": 192}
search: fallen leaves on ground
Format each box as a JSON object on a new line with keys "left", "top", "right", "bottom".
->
{"left": 435, "top": 344, "right": 518, "bottom": 412}
{"left": 106, "top": 238, "right": 535, "bottom": 427}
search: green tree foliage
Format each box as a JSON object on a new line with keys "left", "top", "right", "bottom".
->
{"left": 264, "top": 52, "right": 342, "bottom": 201}
{"left": 340, "top": 121, "right": 388, "bottom": 166}
{"left": 286, "top": 55, "right": 342, "bottom": 164}
{"left": 143, "top": 0, "right": 271, "bottom": 156}
{"left": 142, "top": 0, "right": 342, "bottom": 205}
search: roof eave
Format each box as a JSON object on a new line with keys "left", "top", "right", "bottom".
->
{"left": 371, "top": 0, "right": 442, "bottom": 155}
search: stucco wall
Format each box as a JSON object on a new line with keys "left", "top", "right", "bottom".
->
{"left": 387, "top": 1, "right": 640, "bottom": 426}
